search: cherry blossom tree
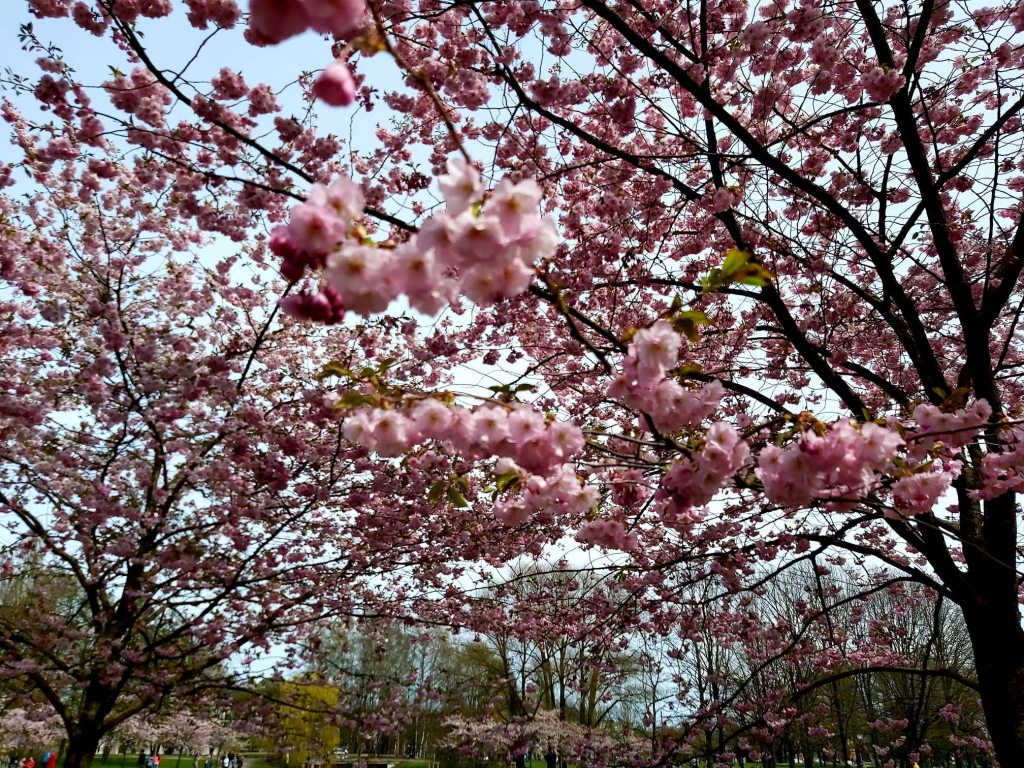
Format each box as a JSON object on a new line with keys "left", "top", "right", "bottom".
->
{"left": 113, "top": 712, "right": 237, "bottom": 755}
{"left": 0, "top": 708, "right": 63, "bottom": 756}
{"left": 7, "top": 0, "right": 1024, "bottom": 763}
{"left": 0, "top": 101, "right": 516, "bottom": 766}
{"left": 441, "top": 708, "right": 649, "bottom": 768}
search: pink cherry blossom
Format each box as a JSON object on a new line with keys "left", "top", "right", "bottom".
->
{"left": 438, "top": 156, "right": 483, "bottom": 215}
{"left": 313, "top": 62, "right": 357, "bottom": 107}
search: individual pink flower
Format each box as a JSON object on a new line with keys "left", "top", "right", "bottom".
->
{"left": 407, "top": 287, "right": 451, "bottom": 316}
{"left": 484, "top": 178, "right": 543, "bottom": 237}
{"left": 342, "top": 408, "right": 378, "bottom": 447}
{"left": 308, "top": 175, "right": 364, "bottom": 221}
{"left": 702, "top": 421, "right": 749, "bottom": 475}
{"left": 313, "top": 62, "right": 356, "bottom": 107}
{"left": 287, "top": 201, "right": 344, "bottom": 254}
{"left": 373, "top": 411, "right": 411, "bottom": 457}
{"left": 494, "top": 500, "right": 532, "bottom": 526}
{"left": 415, "top": 214, "right": 461, "bottom": 266}
{"left": 547, "top": 421, "right": 584, "bottom": 459}
{"left": 325, "top": 244, "right": 380, "bottom": 296}
{"left": 515, "top": 437, "right": 560, "bottom": 475}
{"left": 494, "top": 456, "right": 521, "bottom": 475}
{"left": 305, "top": 0, "right": 365, "bottom": 36}
{"left": 410, "top": 398, "right": 452, "bottom": 440}
{"left": 394, "top": 245, "right": 442, "bottom": 294}
{"left": 454, "top": 213, "right": 505, "bottom": 262}
{"left": 492, "top": 255, "right": 535, "bottom": 299}
{"left": 632, "top": 320, "right": 681, "bottom": 385}
{"left": 471, "top": 406, "right": 509, "bottom": 447}
{"left": 507, "top": 406, "right": 546, "bottom": 444}
{"left": 460, "top": 264, "right": 502, "bottom": 305}
{"left": 515, "top": 215, "right": 559, "bottom": 264}
{"left": 858, "top": 422, "right": 904, "bottom": 468}
{"left": 438, "top": 157, "right": 482, "bottom": 215}
{"left": 248, "top": 0, "right": 310, "bottom": 44}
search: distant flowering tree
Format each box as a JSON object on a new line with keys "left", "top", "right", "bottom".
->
{"left": 441, "top": 709, "right": 649, "bottom": 768}
{"left": 7, "top": 0, "right": 1024, "bottom": 764}
{"left": 0, "top": 101, "right": 522, "bottom": 766}
{"left": 113, "top": 712, "right": 237, "bottom": 755}
{"left": 0, "top": 708, "right": 63, "bottom": 754}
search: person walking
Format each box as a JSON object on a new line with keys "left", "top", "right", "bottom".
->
{"left": 138, "top": 752, "right": 146, "bottom": 768}
{"left": 153, "top": 755, "right": 161, "bottom": 768}
{"left": 45, "top": 753, "right": 56, "bottom": 768}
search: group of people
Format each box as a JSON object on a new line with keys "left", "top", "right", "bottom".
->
{"left": 139, "top": 752, "right": 242, "bottom": 768}
{"left": 9, "top": 750, "right": 59, "bottom": 768}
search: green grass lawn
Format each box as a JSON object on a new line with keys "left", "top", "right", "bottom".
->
{"left": 92, "top": 756, "right": 198, "bottom": 768}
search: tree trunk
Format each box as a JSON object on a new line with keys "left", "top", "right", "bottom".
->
{"left": 962, "top": 595, "right": 1024, "bottom": 765}
{"left": 65, "top": 729, "right": 104, "bottom": 768}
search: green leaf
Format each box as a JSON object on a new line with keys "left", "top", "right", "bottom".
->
{"left": 316, "top": 361, "right": 351, "bottom": 381}
{"left": 447, "top": 487, "right": 470, "bottom": 508}
{"left": 721, "top": 248, "right": 752, "bottom": 278}
{"left": 378, "top": 357, "right": 397, "bottom": 372}
{"left": 732, "top": 263, "right": 773, "bottom": 287}
{"left": 108, "top": 65, "right": 125, "bottom": 78}
{"left": 676, "top": 362, "right": 703, "bottom": 376}
{"left": 678, "top": 310, "right": 711, "bottom": 325}
{"left": 495, "top": 472, "right": 520, "bottom": 493}
{"left": 427, "top": 481, "right": 447, "bottom": 505}
{"left": 671, "top": 310, "right": 713, "bottom": 342}
{"left": 338, "top": 390, "right": 372, "bottom": 408}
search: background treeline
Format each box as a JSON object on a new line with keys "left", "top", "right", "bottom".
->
{"left": 252, "top": 564, "right": 990, "bottom": 768}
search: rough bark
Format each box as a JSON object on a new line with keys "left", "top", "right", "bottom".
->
{"left": 63, "top": 727, "right": 103, "bottom": 768}
{"left": 963, "top": 604, "right": 1024, "bottom": 767}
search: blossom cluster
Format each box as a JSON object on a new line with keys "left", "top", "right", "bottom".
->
{"left": 757, "top": 421, "right": 904, "bottom": 510}
{"left": 655, "top": 421, "right": 750, "bottom": 527}
{"left": 575, "top": 517, "right": 639, "bottom": 551}
{"left": 607, "top": 320, "right": 726, "bottom": 432}
{"left": 892, "top": 467, "right": 958, "bottom": 515}
{"left": 907, "top": 399, "right": 991, "bottom": 460}
{"left": 493, "top": 463, "right": 600, "bottom": 527}
{"left": 276, "top": 158, "right": 556, "bottom": 322}
{"left": 102, "top": 67, "right": 173, "bottom": 129}
{"left": 341, "top": 399, "right": 595, "bottom": 525}
{"left": 861, "top": 66, "right": 905, "bottom": 102}
{"left": 342, "top": 400, "right": 584, "bottom": 471}
{"left": 977, "top": 424, "right": 1024, "bottom": 499}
